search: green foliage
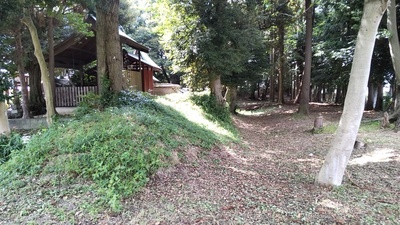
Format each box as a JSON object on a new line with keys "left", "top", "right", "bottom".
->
{"left": 311, "top": 0, "right": 365, "bottom": 90}
{"left": 383, "top": 95, "right": 393, "bottom": 112}
{"left": 1, "top": 91, "right": 235, "bottom": 211}
{"left": 99, "top": 74, "right": 117, "bottom": 109}
{"left": 156, "top": 0, "right": 267, "bottom": 89}
{"left": 359, "top": 120, "right": 381, "bottom": 132}
{"left": 190, "top": 93, "right": 232, "bottom": 127}
{"left": 116, "top": 90, "right": 158, "bottom": 109}
{"left": 0, "top": 71, "right": 12, "bottom": 102}
{"left": 64, "top": 12, "right": 94, "bottom": 37}
{"left": 312, "top": 123, "right": 338, "bottom": 134}
{"left": 0, "top": 133, "right": 24, "bottom": 164}
{"left": 75, "top": 92, "right": 102, "bottom": 118}
{"left": 314, "top": 120, "right": 381, "bottom": 134}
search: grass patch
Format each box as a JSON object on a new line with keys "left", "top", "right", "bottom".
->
{"left": 314, "top": 120, "right": 382, "bottom": 134}
{"left": 0, "top": 132, "right": 24, "bottom": 164}
{"left": 0, "top": 91, "right": 238, "bottom": 212}
{"left": 359, "top": 120, "right": 381, "bottom": 132}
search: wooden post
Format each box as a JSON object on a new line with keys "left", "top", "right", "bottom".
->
{"left": 139, "top": 51, "right": 144, "bottom": 91}
{"left": 313, "top": 113, "right": 324, "bottom": 133}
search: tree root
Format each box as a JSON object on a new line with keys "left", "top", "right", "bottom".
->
{"left": 345, "top": 170, "right": 365, "bottom": 189}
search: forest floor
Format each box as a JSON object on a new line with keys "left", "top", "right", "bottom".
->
{"left": 2, "top": 101, "right": 399, "bottom": 224}
{"left": 96, "top": 101, "right": 400, "bottom": 224}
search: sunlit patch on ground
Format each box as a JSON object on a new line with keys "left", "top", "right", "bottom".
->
{"left": 294, "top": 157, "right": 323, "bottom": 167}
{"left": 156, "top": 93, "right": 235, "bottom": 139}
{"left": 222, "top": 145, "right": 249, "bottom": 164}
{"left": 226, "top": 166, "right": 259, "bottom": 176}
{"left": 318, "top": 199, "right": 349, "bottom": 213}
{"left": 349, "top": 148, "right": 400, "bottom": 166}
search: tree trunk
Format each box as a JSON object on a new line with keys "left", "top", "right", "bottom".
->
{"left": 28, "top": 62, "right": 46, "bottom": 116}
{"left": 161, "top": 65, "right": 171, "bottom": 83}
{"left": 269, "top": 49, "right": 275, "bottom": 103}
{"left": 315, "top": 85, "right": 323, "bottom": 102}
{"left": 374, "top": 82, "right": 383, "bottom": 111}
{"left": 22, "top": 15, "right": 55, "bottom": 125}
{"left": 249, "top": 83, "right": 257, "bottom": 100}
{"left": 293, "top": 77, "right": 302, "bottom": 104}
{"left": 15, "top": 25, "right": 31, "bottom": 119}
{"left": 96, "top": 0, "right": 125, "bottom": 93}
{"left": 365, "top": 82, "right": 375, "bottom": 110}
{"left": 48, "top": 16, "right": 57, "bottom": 111}
{"left": 277, "top": 22, "right": 285, "bottom": 105}
{"left": 298, "top": 0, "right": 313, "bottom": 115}
{"left": 396, "top": 84, "right": 400, "bottom": 109}
{"left": 225, "top": 85, "right": 238, "bottom": 113}
{"left": 0, "top": 102, "right": 10, "bottom": 135}
{"left": 387, "top": 0, "right": 400, "bottom": 109}
{"left": 335, "top": 86, "right": 342, "bottom": 104}
{"left": 210, "top": 75, "right": 225, "bottom": 105}
{"left": 316, "top": 0, "right": 388, "bottom": 186}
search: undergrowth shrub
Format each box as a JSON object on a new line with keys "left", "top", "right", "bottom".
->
{"left": 190, "top": 93, "right": 232, "bottom": 126}
{"left": 0, "top": 133, "right": 24, "bottom": 164}
{"left": 75, "top": 92, "right": 102, "bottom": 118}
{"left": 116, "top": 90, "right": 161, "bottom": 111}
{"left": 1, "top": 91, "right": 230, "bottom": 212}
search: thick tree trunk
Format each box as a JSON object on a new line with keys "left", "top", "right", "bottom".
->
{"left": 22, "top": 15, "right": 55, "bottom": 125}
{"left": 210, "top": 75, "right": 225, "bottom": 105}
{"left": 15, "top": 25, "right": 31, "bottom": 119}
{"left": 225, "top": 85, "right": 238, "bottom": 113}
{"left": 28, "top": 62, "right": 46, "bottom": 116}
{"left": 96, "top": 0, "right": 125, "bottom": 93}
{"left": 298, "top": 0, "right": 313, "bottom": 115}
{"left": 316, "top": 0, "right": 388, "bottom": 186}
{"left": 0, "top": 102, "right": 10, "bottom": 135}
{"left": 387, "top": 0, "right": 400, "bottom": 109}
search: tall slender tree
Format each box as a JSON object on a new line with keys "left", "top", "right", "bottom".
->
{"left": 15, "top": 24, "right": 31, "bottom": 119}
{"left": 298, "top": 0, "right": 313, "bottom": 115}
{"left": 387, "top": 0, "right": 400, "bottom": 119}
{"left": 20, "top": 0, "right": 56, "bottom": 125}
{"left": 316, "top": 0, "right": 388, "bottom": 186}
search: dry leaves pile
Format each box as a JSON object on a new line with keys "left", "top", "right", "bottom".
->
{"left": 98, "top": 103, "right": 400, "bottom": 224}
{"left": 1, "top": 103, "right": 399, "bottom": 224}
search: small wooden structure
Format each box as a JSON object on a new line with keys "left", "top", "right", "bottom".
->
{"left": 52, "top": 15, "right": 161, "bottom": 106}
{"left": 55, "top": 86, "right": 98, "bottom": 107}
{"left": 123, "top": 50, "right": 161, "bottom": 92}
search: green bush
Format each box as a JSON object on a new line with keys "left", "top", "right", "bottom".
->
{"left": 383, "top": 95, "right": 393, "bottom": 112}
{"left": 75, "top": 92, "right": 102, "bottom": 118}
{"left": 116, "top": 90, "right": 161, "bottom": 110}
{"left": 1, "top": 91, "right": 231, "bottom": 212}
{"left": 190, "top": 93, "right": 232, "bottom": 126}
{"left": 0, "top": 133, "right": 24, "bottom": 164}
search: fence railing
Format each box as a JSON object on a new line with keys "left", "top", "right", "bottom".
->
{"left": 55, "top": 86, "right": 98, "bottom": 107}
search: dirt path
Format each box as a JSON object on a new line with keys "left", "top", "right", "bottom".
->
{"left": 97, "top": 104, "right": 400, "bottom": 224}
